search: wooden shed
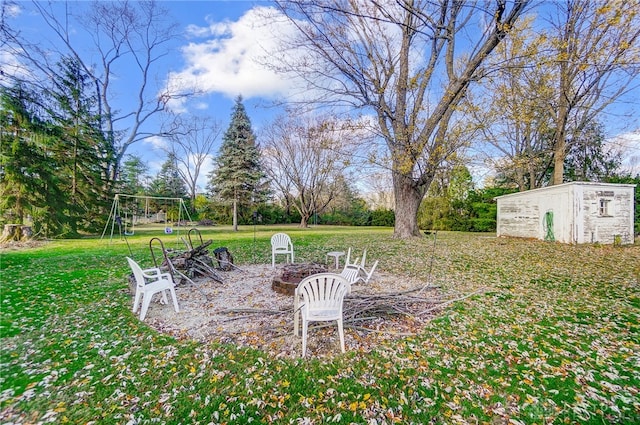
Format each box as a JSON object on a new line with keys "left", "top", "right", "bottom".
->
{"left": 495, "top": 182, "right": 636, "bottom": 245}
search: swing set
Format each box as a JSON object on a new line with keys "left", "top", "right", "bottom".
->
{"left": 101, "top": 194, "right": 193, "bottom": 242}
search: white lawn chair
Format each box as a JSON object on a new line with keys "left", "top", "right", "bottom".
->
{"left": 340, "top": 267, "right": 360, "bottom": 292}
{"left": 127, "top": 257, "right": 179, "bottom": 321}
{"left": 342, "top": 248, "right": 377, "bottom": 285}
{"left": 359, "top": 260, "right": 378, "bottom": 284}
{"left": 293, "top": 273, "right": 349, "bottom": 357}
{"left": 341, "top": 260, "right": 378, "bottom": 287}
{"left": 344, "top": 248, "right": 367, "bottom": 270}
{"left": 271, "top": 233, "right": 294, "bottom": 267}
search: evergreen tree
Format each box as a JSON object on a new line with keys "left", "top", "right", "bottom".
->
{"left": 46, "top": 56, "right": 109, "bottom": 234}
{"left": 147, "top": 153, "right": 187, "bottom": 222}
{"left": 1, "top": 58, "right": 112, "bottom": 237}
{"left": 207, "top": 96, "right": 266, "bottom": 230}
{"left": 119, "top": 154, "right": 149, "bottom": 195}
{"left": 0, "top": 85, "right": 67, "bottom": 237}
{"left": 564, "top": 121, "right": 621, "bottom": 182}
{"left": 149, "top": 152, "right": 187, "bottom": 199}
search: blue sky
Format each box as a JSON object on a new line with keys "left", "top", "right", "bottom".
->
{"left": 133, "top": 1, "right": 299, "bottom": 181}
{"left": 3, "top": 1, "right": 640, "bottom": 189}
{"left": 3, "top": 1, "right": 299, "bottom": 189}
{"left": 149, "top": 1, "right": 640, "bottom": 184}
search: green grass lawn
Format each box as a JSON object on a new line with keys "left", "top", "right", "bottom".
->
{"left": 1, "top": 225, "right": 639, "bottom": 424}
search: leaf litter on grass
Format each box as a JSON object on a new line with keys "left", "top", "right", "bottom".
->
{"left": 1, "top": 233, "right": 639, "bottom": 424}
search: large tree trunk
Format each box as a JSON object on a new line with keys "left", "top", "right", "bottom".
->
{"left": 552, "top": 19, "right": 572, "bottom": 187}
{"left": 393, "top": 175, "right": 424, "bottom": 238}
{"left": 552, "top": 134, "right": 566, "bottom": 185}
{"left": 271, "top": 0, "right": 530, "bottom": 239}
{"left": 1, "top": 224, "right": 33, "bottom": 243}
{"left": 299, "top": 215, "right": 309, "bottom": 228}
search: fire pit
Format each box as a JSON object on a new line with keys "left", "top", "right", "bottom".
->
{"left": 272, "top": 263, "right": 328, "bottom": 295}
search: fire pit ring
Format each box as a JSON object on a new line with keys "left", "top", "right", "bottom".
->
{"left": 271, "top": 263, "right": 328, "bottom": 295}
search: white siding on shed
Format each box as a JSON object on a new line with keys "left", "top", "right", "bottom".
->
{"left": 496, "top": 182, "right": 635, "bottom": 244}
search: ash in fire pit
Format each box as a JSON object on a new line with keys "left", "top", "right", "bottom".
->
{"left": 272, "top": 262, "right": 328, "bottom": 295}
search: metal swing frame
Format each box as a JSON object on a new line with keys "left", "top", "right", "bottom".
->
{"left": 101, "top": 194, "right": 193, "bottom": 243}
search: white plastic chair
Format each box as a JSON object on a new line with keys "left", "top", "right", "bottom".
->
{"left": 342, "top": 248, "right": 377, "bottom": 285}
{"left": 293, "top": 273, "right": 349, "bottom": 357}
{"left": 344, "top": 248, "right": 366, "bottom": 270}
{"left": 271, "top": 233, "right": 294, "bottom": 267}
{"left": 339, "top": 267, "right": 360, "bottom": 292}
{"left": 359, "top": 260, "right": 378, "bottom": 284}
{"left": 127, "top": 257, "right": 179, "bottom": 321}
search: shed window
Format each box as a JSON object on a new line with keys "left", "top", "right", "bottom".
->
{"left": 599, "top": 199, "right": 612, "bottom": 216}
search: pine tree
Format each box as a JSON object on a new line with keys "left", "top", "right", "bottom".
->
{"left": 2, "top": 58, "right": 112, "bottom": 237}
{"left": 564, "top": 121, "right": 621, "bottom": 182}
{"left": 207, "top": 96, "right": 266, "bottom": 230}
{"left": 0, "top": 85, "right": 67, "bottom": 237}
{"left": 46, "top": 56, "right": 109, "bottom": 234}
{"left": 119, "top": 154, "right": 149, "bottom": 195}
{"left": 147, "top": 153, "right": 187, "bottom": 222}
{"left": 149, "top": 153, "right": 187, "bottom": 199}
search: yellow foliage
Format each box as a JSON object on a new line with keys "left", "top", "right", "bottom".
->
{"left": 607, "top": 14, "right": 621, "bottom": 26}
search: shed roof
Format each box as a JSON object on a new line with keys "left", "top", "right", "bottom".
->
{"left": 494, "top": 181, "right": 636, "bottom": 201}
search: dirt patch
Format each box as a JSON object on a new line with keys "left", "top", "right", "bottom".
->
{"left": 0, "top": 240, "right": 48, "bottom": 251}
{"left": 142, "top": 264, "right": 441, "bottom": 358}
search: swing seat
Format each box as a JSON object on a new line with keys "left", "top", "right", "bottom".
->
{"left": 124, "top": 230, "right": 134, "bottom": 236}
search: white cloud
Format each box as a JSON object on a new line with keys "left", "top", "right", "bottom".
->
{"left": 0, "top": 44, "right": 33, "bottom": 85}
{"left": 144, "top": 135, "right": 170, "bottom": 151}
{"left": 609, "top": 129, "right": 640, "bottom": 176}
{"left": 5, "top": 3, "right": 21, "bottom": 17}
{"left": 164, "top": 6, "right": 298, "bottom": 111}
{"left": 193, "top": 101, "right": 209, "bottom": 110}
{"left": 0, "top": 50, "right": 22, "bottom": 85}
{"left": 185, "top": 22, "right": 214, "bottom": 39}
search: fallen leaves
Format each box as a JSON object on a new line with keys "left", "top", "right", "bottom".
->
{"left": 2, "top": 232, "right": 639, "bottom": 423}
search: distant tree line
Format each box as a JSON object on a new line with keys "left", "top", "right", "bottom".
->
{"left": 1, "top": 1, "right": 638, "bottom": 238}
{"left": 2, "top": 81, "right": 639, "bottom": 237}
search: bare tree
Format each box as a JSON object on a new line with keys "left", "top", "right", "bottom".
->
{"left": 0, "top": 2, "right": 15, "bottom": 50}
{"left": 469, "top": 1, "right": 640, "bottom": 189}
{"left": 361, "top": 171, "right": 394, "bottom": 210}
{"left": 1, "top": 0, "right": 191, "bottom": 186}
{"left": 162, "top": 114, "right": 221, "bottom": 206}
{"left": 269, "top": 0, "right": 530, "bottom": 237}
{"left": 468, "top": 19, "right": 556, "bottom": 191}
{"left": 544, "top": 0, "right": 640, "bottom": 184}
{"left": 262, "top": 113, "right": 356, "bottom": 227}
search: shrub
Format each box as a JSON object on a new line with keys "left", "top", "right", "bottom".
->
{"left": 371, "top": 208, "right": 395, "bottom": 227}
{"left": 470, "top": 218, "right": 496, "bottom": 232}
